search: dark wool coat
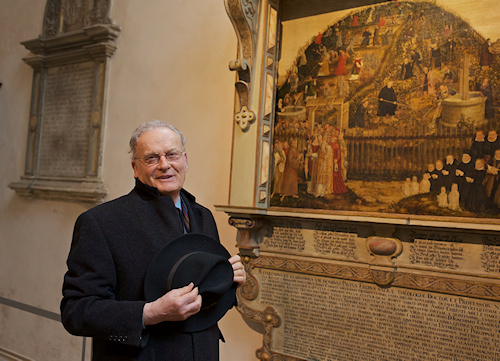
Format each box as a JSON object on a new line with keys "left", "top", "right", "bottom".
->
{"left": 61, "top": 179, "right": 226, "bottom": 361}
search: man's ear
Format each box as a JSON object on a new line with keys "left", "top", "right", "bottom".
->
{"left": 132, "top": 160, "right": 139, "bottom": 178}
{"left": 184, "top": 152, "right": 189, "bottom": 172}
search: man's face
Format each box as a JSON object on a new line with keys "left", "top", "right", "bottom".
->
{"left": 488, "top": 130, "right": 497, "bottom": 141}
{"left": 132, "top": 127, "right": 188, "bottom": 201}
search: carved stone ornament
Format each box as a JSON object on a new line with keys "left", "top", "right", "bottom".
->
{"left": 224, "top": 0, "right": 258, "bottom": 65}
{"left": 228, "top": 216, "right": 263, "bottom": 252}
{"left": 225, "top": 1, "right": 259, "bottom": 131}
{"left": 43, "top": 0, "right": 112, "bottom": 38}
{"left": 9, "top": 0, "right": 119, "bottom": 203}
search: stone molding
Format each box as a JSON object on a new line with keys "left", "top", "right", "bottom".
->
{"left": 9, "top": 1, "right": 119, "bottom": 204}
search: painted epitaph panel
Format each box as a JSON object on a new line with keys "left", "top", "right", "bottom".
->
{"left": 222, "top": 1, "right": 500, "bottom": 360}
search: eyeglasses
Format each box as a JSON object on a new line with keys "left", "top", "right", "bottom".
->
{"left": 134, "top": 150, "right": 184, "bottom": 166}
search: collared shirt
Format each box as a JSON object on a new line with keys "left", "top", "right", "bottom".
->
{"left": 174, "top": 196, "right": 182, "bottom": 212}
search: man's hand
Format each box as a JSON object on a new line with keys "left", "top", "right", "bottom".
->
{"left": 229, "top": 255, "right": 246, "bottom": 286}
{"left": 143, "top": 283, "right": 202, "bottom": 326}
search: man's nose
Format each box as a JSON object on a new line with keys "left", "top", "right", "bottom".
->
{"left": 157, "top": 154, "right": 171, "bottom": 169}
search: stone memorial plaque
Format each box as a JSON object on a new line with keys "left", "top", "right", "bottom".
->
{"left": 10, "top": 17, "right": 119, "bottom": 203}
{"left": 38, "top": 62, "right": 94, "bottom": 178}
{"left": 254, "top": 268, "right": 500, "bottom": 361}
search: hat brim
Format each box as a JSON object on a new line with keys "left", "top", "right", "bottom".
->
{"left": 144, "top": 233, "right": 237, "bottom": 333}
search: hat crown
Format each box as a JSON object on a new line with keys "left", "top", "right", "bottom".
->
{"left": 167, "top": 252, "right": 234, "bottom": 309}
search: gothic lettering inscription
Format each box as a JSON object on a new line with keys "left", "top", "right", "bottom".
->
{"left": 260, "top": 221, "right": 360, "bottom": 261}
{"left": 38, "top": 62, "right": 94, "bottom": 178}
{"left": 261, "top": 220, "right": 305, "bottom": 252}
{"left": 409, "top": 239, "right": 464, "bottom": 270}
{"left": 258, "top": 269, "right": 500, "bottom": 360}
{"left": 480, "top": 244, "right": 500, "bottom": 273}
{"left": 314, "top": 223, "right": 358, "bottom": 260}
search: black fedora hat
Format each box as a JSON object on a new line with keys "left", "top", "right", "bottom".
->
{"left": 144, "top": 233, "right": 236, "bottom": 332}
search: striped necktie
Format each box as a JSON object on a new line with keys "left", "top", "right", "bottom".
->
{"left": 179, "top": 200, "right": 191, "bottom": 233}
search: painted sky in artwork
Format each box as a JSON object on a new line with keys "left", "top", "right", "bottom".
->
{"left": 279, "top": 0, "right": 500, "bottom": 84}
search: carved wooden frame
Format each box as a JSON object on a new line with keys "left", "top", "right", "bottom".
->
{"left": 9, "top": 0, "right": 119, "bottom": 203}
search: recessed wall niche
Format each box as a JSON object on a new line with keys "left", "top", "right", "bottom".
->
{"left": 9, "top": 0, "right": 120, "bottom": 203}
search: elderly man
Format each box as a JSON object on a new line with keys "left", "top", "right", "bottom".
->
{"left": 61, "top": 120, "right": 246, "bottom": 360}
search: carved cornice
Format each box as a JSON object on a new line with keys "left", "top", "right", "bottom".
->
{"left": 9, "top": 177, "right": 108, "bottom": 204}
{"left": 392, "top": 273, "right": 500, "bottom": 301}
{"left": 21, "top": 25, "right": 120, "bottom": 68}
{"left": 23, "top": 24, "right": 120, "bottom": 54}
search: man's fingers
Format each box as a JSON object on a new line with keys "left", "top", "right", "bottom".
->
{"left": 228, "top": 254, "right": 241, "bottom": 265}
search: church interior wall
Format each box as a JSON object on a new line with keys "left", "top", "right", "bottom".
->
{"left": 0, "top": 1, "right": 263, "bottom": 360}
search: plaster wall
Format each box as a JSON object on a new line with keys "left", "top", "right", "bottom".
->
{"left": 0, "top": 1, "right": 262, "bottom": 360}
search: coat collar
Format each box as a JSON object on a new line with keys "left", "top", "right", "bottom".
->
{"left": 134, "top": 178, "right": 196, "bottom": 203}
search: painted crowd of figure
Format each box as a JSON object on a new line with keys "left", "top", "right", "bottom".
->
{"left": 401, "top": 129, "right": 500, "bottom": 215}
{"left": 272, "top": 120, "right": 348, "bottom": 201}
{"left": 274, "top": 1, "right": 500, "bottom": 217}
